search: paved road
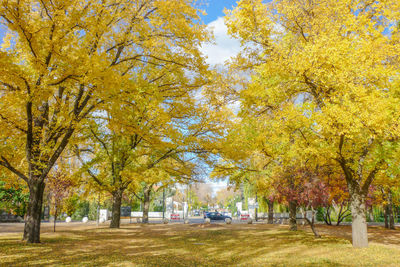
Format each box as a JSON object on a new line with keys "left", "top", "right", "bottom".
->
{"left": 0, "top": 217, "right": 254, "bottom": 234}
{"left": 0, "top": 221, "right": 100, "bottom": 234}
{"left": 127, "top": 217, "right": 248, "bottom": 224}
{"left": 2, "top": 219, "right": 398, "bottom": 235}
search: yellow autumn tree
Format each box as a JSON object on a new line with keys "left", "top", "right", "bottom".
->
{"left": 77, "top": 114, "right": 200, "bottom": 227}
{"left": 0, "top": 0, "right": 210, "bottom": 243}
{"left": 225, "top": 0, "right": 400, "bottom": 247}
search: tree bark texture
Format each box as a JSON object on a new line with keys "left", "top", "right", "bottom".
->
{"left": 110, "top": 189, "right": 123, "bottom": 228}
{"left": 23, "top": 180, "right": 45, "bottom": 243}
{"left": 388, "top": 190, "right": 395, "bottom": 229}
{"left": 338, "top": 149, "right": 382, "bottom": 248}
{"left": 142, "top": 187, "right": 151, "bottom": 224}
{"left": 54, "top": 204, "right": 57, "bottom": 232}
{"left": 267, "top": 199, "right": 274, "bottom": 224}
{"left": 289, "top": 201, "right": 297, "bottom": 231}
{"left": 350, "top": 191, "right": 368, "bottom": 248}
{"left": 385, "top": 204, "right": 389, "bottom": 229}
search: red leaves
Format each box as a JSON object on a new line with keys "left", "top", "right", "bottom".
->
{"left": 273, "top": 167, "right": 330, "bottom": 209}
{"left": 47, "top": 170, "right": 74, "bottom": 206}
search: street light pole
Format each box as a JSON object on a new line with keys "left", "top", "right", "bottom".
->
{"left": 255, "top": 192, "right": 258, "bottom": 222}
{"left": 183, "top": 190, "right": 185, "bottom": 220}
{"left": 162, "top": 187, "right": 165, "bottom": 220}
{"left": 97, "top": 192, "right": 100, "bottom": 226}
{"left": 187, "top": 183, "right": 190, "bottom": 218}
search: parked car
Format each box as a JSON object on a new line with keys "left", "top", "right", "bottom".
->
{"left": 204, "top": 212, "right": 232, "bottom": 221}
{"left": 203, "top": 211, "right": 210, "bottom": 219}
{"left": 222, "top": 212, "right": 232, "bottom": 217}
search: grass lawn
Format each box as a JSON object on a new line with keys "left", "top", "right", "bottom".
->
{"left": 1, "top": 223, "right": 400, "bottom": 266}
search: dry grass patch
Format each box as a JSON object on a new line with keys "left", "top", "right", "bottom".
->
{"left": 0, "top": 223, "right": 400, "bottom": 266}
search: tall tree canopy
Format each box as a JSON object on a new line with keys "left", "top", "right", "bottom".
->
{"left": 225, "top": 0, "right": 400, "bottom": 247}
{"left": 0, "top": 0, "right": 210, "bottom": 243}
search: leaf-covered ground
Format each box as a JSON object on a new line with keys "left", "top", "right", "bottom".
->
{"left": 1, "top": 223, "right": 400, "bottom": 266}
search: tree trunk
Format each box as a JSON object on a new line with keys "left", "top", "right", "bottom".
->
{"left": 388, "top": 190, "right": 395, "bottom": 230}
{"left": 323, "top": 206, "right": 332, "bottom": 225}
{"left": 23, "top": 180, "right": 46, "bottom": 243}
{"left": 53, "top": 204, "right": 57, "bottom": 232}
{"left": 368, "top": 206, "right": 374, "bottom": 222}
{"left": 384, "top": 204, "right": 389, "bottom": 229}
{"left": 350, "top": 191, "right": 368, "bottom": 248}
{"left": 308, "top": 219, "right": 320, "bottom": 237}
{"left": 142, "top": 187, "right": 151, "bottom": 224}
{"left": 336, "top": 203, "right": 351, "bottom": 226}
{"left": 289, "top": 201, "right": 297, "bottom": 231}
{"left": 267, "top": 199, "right": 274, "bottom": 224}
{"left": 110, "top": 189, "right": 123, "bottom": 228}
{"left": 304, "top": 209, "right": 320, "bottom": 238}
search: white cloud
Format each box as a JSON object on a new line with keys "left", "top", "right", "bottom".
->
{"left": 200, "top": 17, "right": 241, "bottom": 66}
{"left": 211, "top": 180, "right": 229, "bottom": 195}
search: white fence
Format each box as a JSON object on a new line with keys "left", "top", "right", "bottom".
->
{"left": 131, "top": 212, "right": 163, "bottom": 218}
{"left": 130, "top": 211, "right": 187, "bottom": 218}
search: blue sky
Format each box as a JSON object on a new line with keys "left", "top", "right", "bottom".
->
{"left": 201, "top": 0, "right": 238, "bottom": 24}
{"left": 199, "top": 1, "right": 242, "bottom": 66}
{"left": 199, "top": 1, "right": 241, "bottom": 193}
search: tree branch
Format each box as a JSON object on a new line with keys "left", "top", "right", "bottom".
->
{"left": 132, "top": 191, "right": 143, "bottom": 202}
{"left": 361, "top": 160, "right": 384, "bottom": 194}
{"left": 0, "top": 113, "right": 27, "bottom": 133}
{"left": 0, "top": 156, "right": 28, "bottom": 182}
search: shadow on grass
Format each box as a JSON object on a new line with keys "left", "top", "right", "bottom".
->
{"left": 0, "top": 224, "right": 398, "bottom": 266}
